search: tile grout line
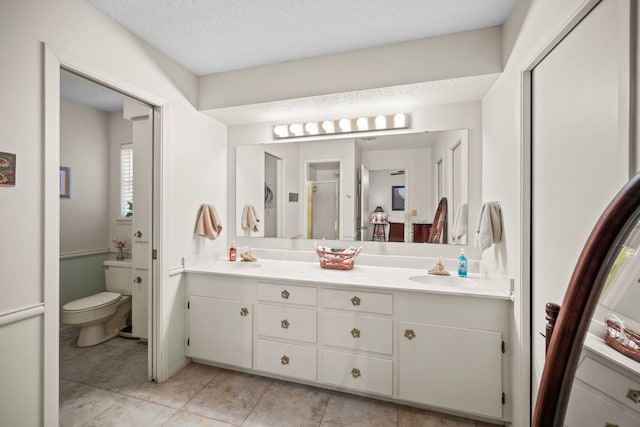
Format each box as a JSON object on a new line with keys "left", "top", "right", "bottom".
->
{"left": 317, "top": 390, "right": 333, "bottom": 426}
{"left": 241, "top": 378, "right": 275, "bottom": 426}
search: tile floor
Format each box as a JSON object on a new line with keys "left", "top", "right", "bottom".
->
{"left": 60, "top": 326, "right": 501, "bottom": 426}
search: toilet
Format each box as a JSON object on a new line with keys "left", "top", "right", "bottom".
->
{"left": 62, "top": 259, "right": 132, "bottom": 347}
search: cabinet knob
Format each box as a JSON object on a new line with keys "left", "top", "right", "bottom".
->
{"left": 281, "top": 319, "right": 290, "bottom": 329}
{"left": 351, "top": 296, "right": 361, "bottom": 306}
{"left": 134, "top": 276, "right": 142, "bottom": 284}
{"left": 240, "top": 307, "right": 249, "bottom": 317}
{"left": 281, "top": 355, "right": 290, "bottom": 365}
{"left": 404, "top": 329, "right": 416, "bottom": 340}
{"left": 627, "top": 388, "right": 640, "bottom": 403}
{"left": 134, "top": 230, "right": 142, "bottom": 238}
{"left": 281, "top": 289, "right": 290, "bottom": 299}
{"left": 351, "top": 368, "right": 361, "bottom": 379}
{"left": 351, "top": 328, "right": 361, "bottom": 338}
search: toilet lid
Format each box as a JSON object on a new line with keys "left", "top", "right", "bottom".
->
{"left": 63, "top": 291, "right": 121, "bottom": 312}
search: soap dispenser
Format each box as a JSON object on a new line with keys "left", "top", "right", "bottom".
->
{"left": 229, "top": 241, "right": 237, "bottom": 262}
{"left": 457, "top": 249, "right": 468, "bottom": 278}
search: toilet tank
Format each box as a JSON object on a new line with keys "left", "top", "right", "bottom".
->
{"left": 103, "top": 259, "right": 132, "bottom": 295}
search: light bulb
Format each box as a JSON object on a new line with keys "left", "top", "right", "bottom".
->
{"left": 375, "top": 115, "right": 386, "bottom": 129}
{"left": 356, "top": 117, "right": 368, "bottom": 131}
{"left": 305, "top": 122, "right": 319, "bottom": 135}
{"left": 289, "top": 123, "right": 303, "bottom": 136}
{"left": 338, "top": 118, "right": 351, "bottom": 132}
{"left": 322, "top": 120, "right": 335, "bottom": 133}
{"left": 273, "top": 125, "right": 288, "bottom": 138}
{"left": 394, "top": 113, "right": 406, "bottom": 128}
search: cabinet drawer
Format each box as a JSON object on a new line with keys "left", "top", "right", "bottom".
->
{"left": 576, "top": 356, "right": 640, "bottom": 413}
{"left": 322, "top": 350, "right": 392, "bottom": 396}
{"left": 566, "top": 382, "right": 640, "bottom": 427}
{"left": 323, "top": 312, "right": 392, "bottom": 355}
{"left": 256, "top": 339, "right": 316, "bottom": 382}
{"left": 256, "top": 305, "right": 317, "bottom": 343}
{"left": 258, "top": 283, "right": 317, "bottom": 306}
{"left": 323, "top": 289, "right": 392, "bottom": 314}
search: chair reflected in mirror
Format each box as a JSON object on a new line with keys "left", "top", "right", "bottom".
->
{"left": 429, "top": 197, "right": 448, "bottom": 244}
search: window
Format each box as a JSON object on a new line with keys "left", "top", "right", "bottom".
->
{"left": 120, "top": 144, "right": 133, "bottom": 218}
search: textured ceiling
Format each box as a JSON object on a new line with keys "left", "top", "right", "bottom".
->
{"left": 204, "top": 74, "right": 500, "bottom": 125}
{"left": 85, "top": 0, "right": 517, "bottom": 76}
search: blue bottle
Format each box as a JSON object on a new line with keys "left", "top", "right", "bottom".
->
{"left": 458, "top": 249, "right": 468, "bottom": 278}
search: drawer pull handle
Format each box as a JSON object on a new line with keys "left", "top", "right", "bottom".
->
{"left": 351, "top": 328, "right": 360, "bottom": 338}
{"left": 134, "top": 230, "right": 142, "bottom": 238}
{"left": 404, "top": 329, "right": 416, "bottom": 340}
{"left": 281, "top": 289, "right": 290, "bottom": 299}
{"left": 281, "top": 319, "right": 290, "bottom": 329}
{"left": 627, "top": 389, "right": 640, "bottom": 403}
{"left": 281, "top": 355, "right": 290, "bottom": 365}
{"left": 134, "top": 276, "right": 142, "bottom": 284}
{"left": 240, "top": 307, "right": 249, "bottom": 317}
{"left": 605, "top": 423, "right": 619, "bottom": 427}
{"left": 351, "top": 368, "right": 361, "bottom": 379}
{"left": 351, "top": 296, "right": 361, "bottom": 306}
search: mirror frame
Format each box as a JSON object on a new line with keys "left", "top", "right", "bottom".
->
{"left": 533, "top": 173, "right": 640, "bottom": 426}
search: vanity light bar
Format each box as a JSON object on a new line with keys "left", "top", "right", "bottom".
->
{"left": 273, "top": 113, "right": 410, "bottom": 139}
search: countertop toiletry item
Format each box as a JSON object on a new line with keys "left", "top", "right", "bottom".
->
{"left": 458, "top": 249, "right": 468, "bottom": 278}
{"left": 229, "top": 241, "right": 237, "bottom": 262}
{"left": 428, "top": 256, "right": 450, "bottom": 276}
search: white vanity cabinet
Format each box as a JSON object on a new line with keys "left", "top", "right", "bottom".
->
{"left": 565, "top": 343, "right": 640, "bottom": 427}
{"left": 184, "top": 268, "right": 512, "bottom": 423}
{"left": 321, "top": 289, "right": 394, "bottom": 396}
{"left": 397, "top": 292, "right": 509, "bottom": 419}
{"left": 186, "top": 274, "right": 254, "bottom": 369}
{"left": 255, "top": 283, "right": 318, "bottom": 382}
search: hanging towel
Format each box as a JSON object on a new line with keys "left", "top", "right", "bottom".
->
{"left": 195, "top": 204, "right": 223, "bottom": 240}
{"left": 452, "top": 202, "right": 468, "bottom": 241}
{"left": 241, "top": 204, "right": 260, "bottom": 232}
{"left": 474, "top": 202, "right": 503, "bottom": 251}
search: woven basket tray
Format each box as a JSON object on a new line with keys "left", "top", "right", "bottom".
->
{"left": 316, "top": 246, "right": 362, "bottom": 270}
{"left": 605, "top": 316, "right": 640, "bottom": 362}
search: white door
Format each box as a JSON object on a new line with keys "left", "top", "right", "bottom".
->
{"left": 531, "top": 0, "right": 630, "bottom": 403}
{"left": 310, "top": 181, "right": 338, "bottom": 240}
{"left": 359, "top": 164, "right": 370, "bottom": 241}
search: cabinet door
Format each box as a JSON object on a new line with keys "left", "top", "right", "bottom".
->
{"left": 565, "top": 382, "right": 640, "bottom": 427}
{"left": 399, "top": 321, "right": 502, "bottom": 418}
{"left": 188, "top": 296, "right": 253, "bottom": 369}
{"left": 131, "top": 268, "right": 148, "bottom": 339}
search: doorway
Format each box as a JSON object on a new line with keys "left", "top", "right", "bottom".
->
{"left": 58, "top": 70, "right": 155, "bottom": 404}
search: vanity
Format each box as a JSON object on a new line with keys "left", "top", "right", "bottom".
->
{"left": 183, "top": 255, "right": 513, "bottom": 423}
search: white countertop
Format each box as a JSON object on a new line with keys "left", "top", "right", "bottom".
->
{"left": 184, "top": 258, "right": 513, "bottom": 300}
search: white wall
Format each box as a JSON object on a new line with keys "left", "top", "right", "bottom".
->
{"left": 482, "top": 0, "right": 638, "bottom": 425}
{"left": 0, "top": 0, "right": 227, "bottom": 422}
{"left": 367, "top": 170, "right": 406, "bottom": 240}
{"left": 60, "top": 97, "right": 110, "bottom": 254}
{"left": 108, "top": 111, "right": 133, "bottom": 251}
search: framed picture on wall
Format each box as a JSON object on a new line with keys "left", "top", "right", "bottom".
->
{"left": 0, "top": 152, "right": 16, "bottom": 186}
{"left": 392, "top": 185, "right": 405, "bottom": 211}
{"left": 60, "top": 166, "right": 70, "bottom": 198}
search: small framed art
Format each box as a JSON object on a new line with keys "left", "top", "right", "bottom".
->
{"left": 0, "top": 152, "right": 16, "bottom": 186}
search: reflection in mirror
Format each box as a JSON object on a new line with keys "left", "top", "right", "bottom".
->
{"left": 563, "top": 210, "right": 640, "bottom": 427}
{"left": 235, "top": 129, "right": 468, "bottom": 244}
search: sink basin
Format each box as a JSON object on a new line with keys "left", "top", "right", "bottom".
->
{"left": 225, "top": 262, "right": 261, "bottom": 270}
{"left": 408, "top": 275, "right": 478, "bottom": 288}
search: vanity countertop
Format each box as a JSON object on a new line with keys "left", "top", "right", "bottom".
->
{"left": 184, "top": 258, "right": 513, "bottom": 301}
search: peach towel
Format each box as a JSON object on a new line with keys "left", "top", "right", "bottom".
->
{"left": 195, "top": 204, "right": 222, "bottom": 240}
{"left": 241, "top": 204, "right": 260, "bottom": 232}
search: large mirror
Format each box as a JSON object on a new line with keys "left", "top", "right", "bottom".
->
{"left": 235, "top": 129, "right": 469, "bottom": 245}
{"left": 534, "top": 174, "right": 640, "bottom": 426}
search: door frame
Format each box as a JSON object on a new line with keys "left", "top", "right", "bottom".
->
{"left": 520, "top": 0, "right": 634, "bottom": 424}
{"left": 43, "top": 44, "right": 167, "bottom": 425}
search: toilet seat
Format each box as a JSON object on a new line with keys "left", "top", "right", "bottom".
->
{"left": 63, "top": 291, "right": 121, "bottom": 312}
